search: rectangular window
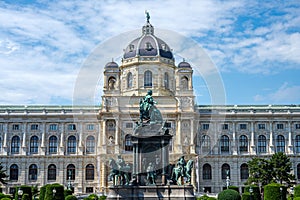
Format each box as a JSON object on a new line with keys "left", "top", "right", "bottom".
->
{"left": 87, "top": 124, "right": 94, "bottom": 130}
{"left": 49, "top": 124, "right": 58, "bottom": 131}
{"left": 240, "top": 124, "right": 247, "bottom": 130}
{"left": 30, "top": 124, "right": 38, "bottom": 130}
{"left": 0, "top": 124, "right": 3, "bottom": 131}
{"left": 296, "top": 124, "right": 300, "bottom": 129}
{"left": 86, "top": 187, "right": 93, "bottom": 193}
{"left": 12, "top": 124, "right": 20, "bottom": 131}
{"left": 277, "top": 124, "right": 284, "bottom": 130}
{"left": 125, "top": 123, "right": 133, "bottom": 129}
{"left": 258, "top": 124, "right": 265, "bottom": 130}
{"left": 202, "top": 124, "right": 209, "bottom": 130}
{"left": 68, "top": 124, "right": 76, "bottom": 131}
{"left": 222, "top": 124, "right": 229, "bottom": 130}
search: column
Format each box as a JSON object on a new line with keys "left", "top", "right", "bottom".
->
{"left": 232, "top": 122, "right": 237, "bottom": 155}
{"left": 250, "top": 122, "right": 256, "bottom": 155}
{"left": 115, "top": 118, "right": 120, "bottom": 154}
{"left": 269, "top": 121, "right": 274, "bottom": 153}
{"left": 100, "top": 162, "right": 106, "bottom": 188}
{"left": 21, "top": 123, "right": 27, "bottom": 155}
{"left": 3, "top": 123, "right": 8, "bottom": 155}
{"left": 101, "top": 120, "right": 107, "bottom": 153}
{"left": 288, "top": 121, "right": 293, "bottom": 154}
{"left": 78, "top": 122, "right": 83, "bottom": 155}
{"left": 190, "top": 119, "right": 196, "bottom": 154}
{"left": 191, "top": 162, "right": 197, "bottom": 192}
{"left": 59, "top": 123, "right": 65, "bottom": 155}
{"left": 41, "top": 123, "right": 46, "bottom": 155}
{"left": 176, "top": 117, "right": 182, "bottom": 153}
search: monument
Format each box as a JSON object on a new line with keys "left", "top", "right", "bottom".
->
{"left": 107, "top": 90, "right": 195, "bottom": 199}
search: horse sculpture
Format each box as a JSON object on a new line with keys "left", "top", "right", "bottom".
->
{"left": 171, "top": 159, "right": 194, "bottom": 185}
{"left": 108, "top": 157, "right": 131, "bottom": 186}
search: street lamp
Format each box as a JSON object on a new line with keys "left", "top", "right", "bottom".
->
{"left": 52, "top": 188, "right": 56, "bottom": 197}
{"left": 18, "top": 188, "right": 23, "bottom": 200}
{"left": 290, "top": 186, "right": 294, "bottom": 200}
{"left": 249, "top": 186, "right": 253, "bottom": 200}
{"left": 280, "top": 187, "right": 283, "bottom": 200}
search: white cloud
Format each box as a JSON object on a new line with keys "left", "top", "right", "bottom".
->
{"left": 254, "top": 82, "right": 300, "bottom": 104}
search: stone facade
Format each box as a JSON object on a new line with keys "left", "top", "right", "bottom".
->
{"left": 0, "top": 19, "right": 300, "bottom": 195}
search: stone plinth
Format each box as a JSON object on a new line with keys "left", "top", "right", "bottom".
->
{"left": 107, "top": 185, "right": 195, "bottom": 200}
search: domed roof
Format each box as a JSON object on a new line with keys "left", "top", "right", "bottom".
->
{"left": 105, "top": 61, "right": 119, "bottom": 69}
{"left": 178, "top": 61, "right": 191, "bottom": 68}
{"left": 123, "top": 18, "right": 173, "bottom": 60}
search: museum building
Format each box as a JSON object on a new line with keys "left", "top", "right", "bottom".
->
{"left": 0, "top": 18, "right": 300, "bottom": 194}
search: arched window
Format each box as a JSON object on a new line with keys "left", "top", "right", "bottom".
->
{"left": 11, "top": 136, "right": 20, "bottom": 154}
{"left": 240, "top": 163, "right": 249, "bottom": 179}
{"left": 144, "top": 70, "right": 152, "bottom": 87}
{"left": 295, "top": 135, "right": 300, "bottom": 153}
{"left": 10, "top": 164, "right": 18, "bottom": 181}
{"left": 203, "top": 164, "right": 212, "bottom": 180}
{"left": 49, "top": 135, "right": 58, "bottom": 154}
{"left": 125, "top": 134, "right": 133, "bottom": 151}
{"left": 30, "top": 135, "right": 39, "bottom": 154}
{"left": 201, "top": 135, "right": 210, "bottom": 153}
{"left": 86, "top": 164, "right": 94, "bottom": 180}
{"left": 108, "top": 77, "right": 116, "bottom": 90}
{"left": 127, "top": 72, "right": 133, "bottom": 89}
{"left": 67, "top": 164, "right": 75, "bottom": 180}
{"left": 221, "top": 164, "right": 230, "bottom": 179}
{"left": 86, "top": 136, "right": 95, "bottom": 154}
{"left": 180, "top": 76, "right": 188, "bottom": 90}
{"left": 239, "top": 135, "right": 248, "bottom": 153}
{"left": 29, "top": 164, "right": 38, "bottom": 181}
{"left": 276, "top": 135, "right": 285, "bottom": 153}
{"left": 258, "top": 135, "right": 267, "bottom": 153}
{"left": 164, "top": 72, "right": 169, "bottom": 89}
{"left": 220, "top": 135, "right": 229, "bottom": 153}
{"left": 48, "top": 164, "right": 56, "bottom": 181}
{"left": 297, "top": 164, "right": 300, "bottom": 180}
{"left": 67, "top": 135, "right": 77, "bottom": 154}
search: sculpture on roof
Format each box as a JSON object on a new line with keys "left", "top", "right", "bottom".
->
{"left": 145, "top": 10, "right": 150, "bottom": 23}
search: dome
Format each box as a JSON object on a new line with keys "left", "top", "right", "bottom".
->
{"left": 178, "top": 61, "right": 191, "bottom": 68}
{"left": 123, "top": 21, "right": 173, "bottom": 60}
{"left": 105, "top": 61, "right": 119, "bottom": 69}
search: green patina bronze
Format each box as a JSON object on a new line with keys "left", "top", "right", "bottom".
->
{"left": 171, "top": 156, "right": 194, "bottom": 185}
{"left": 108, "top": 155, "right": 131, "bottom": 186}
{"left": 139, "top": 90, "right": 163, "bottom": 124}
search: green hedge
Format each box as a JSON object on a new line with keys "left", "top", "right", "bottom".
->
{"left": 244, "top": 185, "right": 261, "bottom": 200}
{"left": 64, "top": 190, "right": 72, "bottom": 199}
{"left": 217, "top": 189, "right": 241, "bottom": 200}
{"left": 0, "top": 193, "right": 12, "bottom": 200}
{"left": 39, "top": 185, "right": 49, "bottom": 200}
{"left": 1, "top": 197, "right": 11, "bottom": 200}
{"left": 65, "top": 195, "right": 77, "bottom": 200}
{"left": 21, "top": 194, "right": 29, "bottom": 200}
{"left": 295, "top": 185, "right": 300, "bottom": 198}
{"left": 45, "top": 184, "right": 64, "bottom": 200}
{"left": 14, "top": 186, "right": 32, "bottom": 200}
{"left": 264, "top": 183, "right": 286, "bottom": 200}
{"left": 229, "top": 186, "right": 239, "bottom": 193}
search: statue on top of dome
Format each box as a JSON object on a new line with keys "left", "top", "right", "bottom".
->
{"left": 145, "top": 10, "right": 150, "bottom": 23}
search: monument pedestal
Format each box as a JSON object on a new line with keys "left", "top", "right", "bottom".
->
{"left": 107, "top": 185, "right": 195, "bottom": 200}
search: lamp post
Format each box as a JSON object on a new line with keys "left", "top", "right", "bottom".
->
{"left": 290, "top": 186, "right": 294, "bottom": 200}
{"left": 52, "top": 188, "right": 56, "bottom": 197}
{"left": 249, "top": 186, "right": 253, "bottom": 200}
{"left": 280, "top": 187, "right": 283, "bottom": 200}
{"left": 18, "top": 188, "right": 23, "bottom": 200}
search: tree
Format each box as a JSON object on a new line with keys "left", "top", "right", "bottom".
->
{"left": 247, "top": 153, "right": 295, "bottom": 186}
{"left": 270, "top": 152, "right": 295, "bottom": 185}
{"left": 0, "top": 163, "right": 8, "bottom": 185}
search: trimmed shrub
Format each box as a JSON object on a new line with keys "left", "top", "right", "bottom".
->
{"left": 14, "top": 186, "right": 32, "bottom": 200}
{"left": 0, "top": 193, "right": 12, "bottom": 200}
{"left": 44, "top": 184, "right": 64, "bottom": 200}
{"left": 207, "top": 197, "right": 217, "bottom": 200}
{"left": 65, "top": 195, "right": 77, "bottom": 200}
{"left": 229, "top": 186, "right": 239, "bottom": 193}
{"left": 264, "top": 183, "right": 287, "bottom": 200}
{"left": 244, "top": 185, "right": 261, "bottom": 200}
{"left": 64, "top": 190, "right": 72, "bottom": 199}
{"left": 21, "top": 194, "right": 29, "bottom": 200}
{"left": 39, "top": 185, "right": 49, "bottom": 200}
{"left": 294, "top": 197, "right": 300, "bottom": 200}
{"left": 87, "top": 194, "right": 98, "bottom": 200}
{"left": 1, "top": 198, "right": 12, "bottom": 200}
{"left": 217, "top": 189, "right": 241, "bottom": 200}
{"left": 295, "top": 185, "right": 300, "bottom": 198}
{"left": 99, "top": 196, "right": 106, "bottom": 200}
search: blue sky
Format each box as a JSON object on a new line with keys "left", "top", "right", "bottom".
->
{"left": 0, "top": 0, "right": 299, "bottom": 105}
